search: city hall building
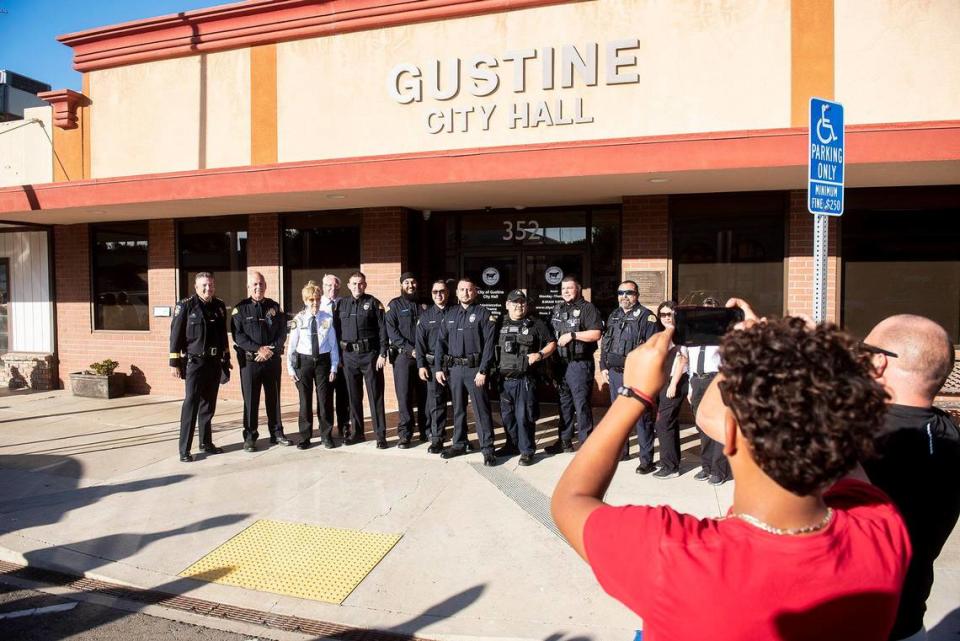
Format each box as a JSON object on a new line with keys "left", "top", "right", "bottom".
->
{"left": 0, "top": 0, "right": 957, "bottom": 406}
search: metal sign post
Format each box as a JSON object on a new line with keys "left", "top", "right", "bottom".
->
{"left": 807, "top": 97, "right": 845, "bottom": 323}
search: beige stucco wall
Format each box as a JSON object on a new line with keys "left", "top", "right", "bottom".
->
{"left": 836, "top": 0, "right": 960, "bottom": 124}
{"left": 89, "top": 48, "right": 250, "bottom": 178}
{"left": 278, "top": 0, "right": 792, "bottom": 162}
{"left": 0, "top": 107, "right": 53, "bottom": 188}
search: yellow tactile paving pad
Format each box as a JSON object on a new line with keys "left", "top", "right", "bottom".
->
{"left": 179, "top": 520, "right": 402, "bottom": 604}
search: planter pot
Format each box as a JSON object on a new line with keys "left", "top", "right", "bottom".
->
{"left": 69, "top": 372, "right": 126, "bottom": 399}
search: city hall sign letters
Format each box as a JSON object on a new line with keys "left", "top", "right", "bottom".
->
{"left": 387, "top": 39, "right": 641, "bottom": 134}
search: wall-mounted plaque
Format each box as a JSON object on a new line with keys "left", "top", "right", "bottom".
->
{"left": 625, "top": 270, "right": 667, "bottom": 309}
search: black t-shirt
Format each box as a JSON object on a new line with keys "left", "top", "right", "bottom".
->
{"left": 863, "top": 404, "right": 960, "bottom": 640}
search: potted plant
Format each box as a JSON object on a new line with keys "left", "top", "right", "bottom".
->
{"left": 70, "top": 359, "right": 126, "bottom": 398}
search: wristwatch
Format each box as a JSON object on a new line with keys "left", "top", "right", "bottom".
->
{"left": 617, "top": 385, "right": 656, "bottom": 412}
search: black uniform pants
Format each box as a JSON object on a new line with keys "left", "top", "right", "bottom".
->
{"left": 295, "top": 353, "right": 332, "bottom": 443}
{"left": 179, "top": 357, "right": 221, "bottom": 457}
{"left": 393, "top": 352, "right": 427, "bottom": 441}
{"left": 607, "top": 368, "right": 655, "bottom": 464}
{"left": 449, "top": 365, "right": 494, "bottom": 453}
{"left": 343, "top": 350, "right": 386, "bottom": 440}
{"left": 690, "top": 373, "right": 730, "bottom": 479}
{"left": 240, "top": 357, "right": 283, "bottom": 444}
{"left": 654, "top": 374, "right": 689, "bottom": 473}
{"left": 500, "top": 376, "right": 537, "bottom": 455}
{"left": 324, "top": 366, "right": 351, "bottom": 439}
{"left": 423, "top": 366, "right": 449, "bottom": 444}
{"left": 556, "top": 359, "right": 595, "bottom": 443}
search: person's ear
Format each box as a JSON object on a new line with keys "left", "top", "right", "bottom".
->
{"left": 722, "top": 412, "right": 739, "bottom": 458}
{"left": 871, "top": 352, "right": 889, "bottom": 379}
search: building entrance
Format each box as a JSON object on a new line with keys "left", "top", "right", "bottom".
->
{"left": 409, "top": 206, "right": 621, "bottom": 320}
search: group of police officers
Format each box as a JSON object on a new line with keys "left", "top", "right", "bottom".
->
{"left": 170, "top": 269, "right": 662, "bottom": 470}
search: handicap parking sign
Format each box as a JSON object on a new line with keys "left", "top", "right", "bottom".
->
{"left": 807, "top": 97, "right": 844, "bottom": 216}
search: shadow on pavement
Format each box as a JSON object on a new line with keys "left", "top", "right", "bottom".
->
{"left": 929, "top": 606, "right": 960, "bottom": 640}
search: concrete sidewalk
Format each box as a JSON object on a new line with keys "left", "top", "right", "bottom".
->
{"left": 0, "top": 390, "right": 957, "bottom": 640}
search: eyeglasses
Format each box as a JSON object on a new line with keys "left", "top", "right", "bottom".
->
{"left": 617, "top": 290, "right": 638, "bottom": 296}
{"left": 859, "top": 342, "right": 898, "bottom": 358}
{"left": 509, "top": 299, "right": 527, "bottom": 304}
{"left": 658, "top": 312, "right": 674, "bottom": 318}
{"left": 431, "top": 290, "right": 446, "bottom": 295}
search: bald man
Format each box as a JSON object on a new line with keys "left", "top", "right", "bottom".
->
{"left": 232, "top": 271, "right": 291, "bottom": 451}
{"left": 862, "top": 315, "right": 960, "bottom": 641}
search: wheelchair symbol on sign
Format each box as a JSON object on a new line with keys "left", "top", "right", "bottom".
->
{"left": 816, "top": 103, "right": 838, "bottom": 144}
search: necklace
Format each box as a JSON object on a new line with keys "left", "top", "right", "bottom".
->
{"left": 722, "top": 508, "right": 834, "bottom": 536}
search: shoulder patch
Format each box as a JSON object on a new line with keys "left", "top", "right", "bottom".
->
{"left": 386, "top": 305, "right": 391, "bottom": 313}
{"left": 648, "top": 314, "right": 657, "bottom": 322}
{"left": 287, "top": 319, "right": 298, "bottom": 330}
{"left": 174, "top": 304, "right": 182, "bottom": 317}
{"left": 232, "top": 308, "right": 239, "bottom": 315}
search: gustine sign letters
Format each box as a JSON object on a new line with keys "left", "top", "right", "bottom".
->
{"left": 387, "top": 39, "right": 641, "bottom": 134}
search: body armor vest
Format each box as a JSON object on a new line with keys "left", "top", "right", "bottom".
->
{"left": 499, "top": 318, "right": 536, "bottom": 375}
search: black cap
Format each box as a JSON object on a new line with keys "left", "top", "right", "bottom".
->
{"left": 400, "top": 272, "right": 416, "bottom": 283}
{"left": 507, "top": 289, "right": 527, "bottom": 302}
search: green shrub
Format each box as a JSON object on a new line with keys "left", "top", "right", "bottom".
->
{"left": 88, "top": 359, "right": 120, "bottom": 377}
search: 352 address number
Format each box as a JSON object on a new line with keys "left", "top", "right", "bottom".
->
{"left": 502, "top": 220, "right": 540, "bottom": 241}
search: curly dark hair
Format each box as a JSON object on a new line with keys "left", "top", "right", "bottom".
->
{"left": 718, "top": 317, "right": 888, "bottom": 495}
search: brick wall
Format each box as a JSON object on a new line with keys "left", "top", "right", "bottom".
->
{"left": 622, "top": 195, "right": 669, "bottom": 285}
{"left": 361, "top": 207, "right": 408, "bottom": 412}
{"left": 785, "top": 190, "right": 841, "bottom": 321}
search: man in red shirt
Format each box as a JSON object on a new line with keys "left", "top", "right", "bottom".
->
{"left": 552, "top": 305, "right": 911, "bottom": 641}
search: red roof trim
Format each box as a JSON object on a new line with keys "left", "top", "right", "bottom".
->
{"left": 58, "top": 0, "right": 580, "bottom": 72}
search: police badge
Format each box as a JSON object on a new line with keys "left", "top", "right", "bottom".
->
{"left": 469, "top": 314, "right": 476, "bottom": 323}
{"left": 573, "top": 309, "right": 581, "bottom": 318}
{"left": 364, "top": 303, "right": 371, "bottom": 310}
{"left": 522, "top": 328, "right": 529, "bottom": 335}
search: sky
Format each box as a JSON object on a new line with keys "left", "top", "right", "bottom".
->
{"left": 0, "top": 0, "right": 225, "bottom": 90}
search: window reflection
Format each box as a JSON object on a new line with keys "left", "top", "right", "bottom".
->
{"left": 178, "top": 216, "right": 248, "bottom": 309}
{"left": 282, "top": 212, "right": 361, "bottom": 312}
{"left": 93, "top": 222, "right": 149, "bottom": 331}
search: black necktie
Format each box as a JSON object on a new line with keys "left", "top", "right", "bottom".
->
{"left": 697, "top": 347, "right": 706, "bottom": 375}
{"left": 310, "top": 316, "right": 320, "bottom": 358}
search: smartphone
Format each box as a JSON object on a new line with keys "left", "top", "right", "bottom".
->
{"left": 673, "top": 306, "right": 745, "bottom": 346}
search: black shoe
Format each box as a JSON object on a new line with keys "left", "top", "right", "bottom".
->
{"left": 708, "top": 474, "right": 728, "bottom": 486}
{"left": 694, "top": 468, "right": 711, "bottom": 482}
{"left": 418, "top": 433, "right": 429, "bottom": 443}
{"left": 322, "top": 440, "right": 336, "bottom": 449}
{"left": 494, "top": 444, "right": 519, "bottom": 457}
{"left": 397, "top": 439, "right": 411, "bottom": 449}
{"left": 243, "top": 442, "right": 257, "bottom": 453}
{"left": 428, "top": 442, "right": 443, "bottom": 454}
{"left": 376, "top": 439, "right": 388, "bottom": 449}
{"left": 545, "top": 440, "right": 575, "bottom": 455}
{"left": 199, "top": 445, "right": 223, "bottom": 455}
{"left": 440, "top": 447, "right": 467, "bottom": 459}
{"left": 296, "top": 441, "right": 311, "bottom": 450}
{"left": 483, "top": 452, "right": 497, "bottom": 466}
{"left": 271, "top": 435, "right": 292, "bottom": 446}
{"left": 518, "top": 453, "right": 535, "bottom": 466}
{"left": 635, "top": 462, "right": 657, "bottom": 475}
{"left": 653, "top": 467, "right": 680, "bottom": 479}
{"left": 180, "top": 454, "right": 193, "bottom": 463}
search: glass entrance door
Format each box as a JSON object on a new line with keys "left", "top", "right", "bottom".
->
{"left": 463, "top": 254, "right": 520, "bottom": 314}
{"left": 523, "top": 253, "right": 584, "bottom": 320}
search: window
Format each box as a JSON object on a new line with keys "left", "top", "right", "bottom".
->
{"left": 672, "top": 193, "right": 785, "bottom": 318}
{"left": 0, "top": 258, "right": 9, "bottom": 349}
{"left": 282, "top": 212, "right": 361, "bottom": 311}
{"left": 92, "top": 222, "right": 149, "bottom": 331}
{"left": 178, "top": 216, "right": 248, "bottom": 308}
{"left": 842, "top": 194, "right": 960, "bottom": 344}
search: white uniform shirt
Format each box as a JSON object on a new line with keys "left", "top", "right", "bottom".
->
{"left": 680, "top": 345, "right": 721, "bottom": 376}
{"left": 287, "top": 308, "right": 339, "bottom": 375}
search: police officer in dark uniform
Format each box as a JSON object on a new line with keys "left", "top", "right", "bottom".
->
{"left": 496, "top": 289, "right": 556, "bottom": 466}
{"left": 600, "top": 280, "right": 659, "bottom": 473}
{"left": 170, "top": 271, "right": 230, "bottom": 462}
{"left": 547, "top": 275, "right": 603, "bottom": 453}
{"left": 386, "top": 272, "right": 428, "bottom": 448}
{"left": 338, "top": 271, "right": 389, "bottom": 448}
{"left": 320, "top": 274, "right": 351, "bottom": 441}
{"left": 435, "top": 277, "right": 497, "bottom": 466}
{"left": 231, "top": 271, "right": 291, "bottom": 451}
{"left": 416, "top": 279, "right": 451, "bottom": 454}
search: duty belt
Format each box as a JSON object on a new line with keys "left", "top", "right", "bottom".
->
{"left": 341, "top": 338, "right": 375, "bottom": 353}
{"left": 187, "top": 347, "right": 220, "bottom": 358}
{"left": 447, "top": 353, "right": 480, "bottom": 367}
{"left": 690, "top": 372, "right": 717, "bottom": 379}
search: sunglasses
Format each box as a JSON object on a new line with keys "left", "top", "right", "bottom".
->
{"left": 659, "top": 312, "right": 674, "bottom": 318}
{"left": 617, "top": 290, "right": 638, "bottom": 296}
{"left": 431, "top": 290, "right": 447, "bottom": 295}
{"left": 859, "top": 342, "right": 898, "bottom": 358}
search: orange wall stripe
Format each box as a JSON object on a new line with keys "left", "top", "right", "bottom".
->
{"left": 250, "top": 44, "right": 278, "bottom": 166}
{"left": 791, "top": 0, "right": 835, "bottom": 127}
